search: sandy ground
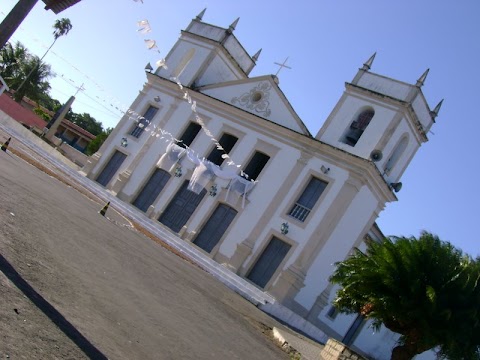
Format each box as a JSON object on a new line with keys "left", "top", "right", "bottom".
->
{"left": 0, "top": 144, "right": 290, "bottom": 360}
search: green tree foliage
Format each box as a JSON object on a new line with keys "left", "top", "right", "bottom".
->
{"left": 12, "top": 54, "right": 52, "bottom": 102}
{"left": 13, "top": 18, "right": 71, "bottom": 102}
{"left": 1, "top": 35, "right": 108, "bottom": 149}
{"left": 0, "top": 41, "right": 53, "bottom": 103}
{"left": 33, "top": 107, "right": 51, "bottom": 121}
{"left": 330, "top": 231, "right": 480, "bottom": 360}
{"left": 67, "top": 112, "right": 103, "bottom": 136}
{"left": 86, "top": 127, "right": 113, "bottom": 155}
{"left": 0, "top": 41, "right": 27, "bottom": 79}
{"left": 52, "top": 18, "right": 73, "bottom": 41}
{"left": 36, "top": 94, "right": 62, "bottom": 113}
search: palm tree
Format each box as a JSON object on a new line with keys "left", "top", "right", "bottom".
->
{"left": 330, "top": 231, "right": 480, "bottom": 360}
{"left": 0, "top": 41, "right": 28, "bottom": 78}
{"left": 14, "top": 18, "right": 72, "bottom": 101}
{"left": 1, "top": 41, "right": 53, "bottom": 102}
{"left": 12, "top": 54, "right": 52, "bottom": 102}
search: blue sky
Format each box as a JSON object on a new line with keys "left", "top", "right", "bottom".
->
{"left": 1, "top": 0, "right": 479, "bottom": 257}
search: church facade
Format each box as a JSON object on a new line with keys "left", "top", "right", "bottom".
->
{"left": 83, "top": 11, "right": 441, "bottom": 359}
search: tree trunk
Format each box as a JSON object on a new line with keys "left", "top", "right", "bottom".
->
{"left": 0, "top": 0, "right": 39, "bottom": 50}
{"left": 389, "top": 327, "right": 432, "bottom": 360}
{"left": 391, "top": 345, "right": 417, "bottom": 360}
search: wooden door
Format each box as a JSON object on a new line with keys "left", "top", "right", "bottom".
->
{"left": 193, "top": 204, "right": 237, "bottom": 253}
{"left": 132, "top": 169, "right": 170, "bottom": 212}
{"left": 96, "top": 151, "right": 126, "bottom": 187}
{"left": 158, "top": 181, "right": 206, "bottom": 233}
{"left": 247, "top": 237, "right": 291, "bottom": 288}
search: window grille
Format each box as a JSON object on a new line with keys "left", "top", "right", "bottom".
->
{"left": 289, "top": 177, "right": 327, "bottom": 222}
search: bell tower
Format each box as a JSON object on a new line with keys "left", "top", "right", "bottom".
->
{"left": 316, "top": 53, "right": 443, "bottom": 185}
{"left": 155, "top": 9, "right": 262, "bottom": 88}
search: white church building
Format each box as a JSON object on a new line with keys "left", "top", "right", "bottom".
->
{"left": 83, "top": 10, "right": 442, "bottom": 359}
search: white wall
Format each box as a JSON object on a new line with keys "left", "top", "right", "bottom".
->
{"left": 357, "top": 72, "right": 411, "bottom": 101}
{"left": 319, "top": 95, "right": 397, "bottom": 159}
{"left": 296, "top": 185, "right": 379, "bottom": 310}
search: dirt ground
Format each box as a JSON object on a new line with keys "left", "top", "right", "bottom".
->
{"left": 0, "top": 143, "right": 290, "bottom": 359}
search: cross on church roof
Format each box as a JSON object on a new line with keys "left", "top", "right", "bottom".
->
{"left": 274, "top": 57, "right": 292, "bottom": 76}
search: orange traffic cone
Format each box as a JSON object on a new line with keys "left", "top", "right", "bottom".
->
{"left": 99, "top": 201, "right": 110, "bottom": 216}
{"left": 1, "top": 137, "right": 11, "bottom": 152}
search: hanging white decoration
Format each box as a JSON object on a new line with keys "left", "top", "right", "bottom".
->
{"left": 156, "top": 59, "right": 168, "bottom": 69}
{"left": 137, "top": 20, "right": 151, "bottom": 34}
{"left": 144, "top": 39, "right": 157, "bottom": 50}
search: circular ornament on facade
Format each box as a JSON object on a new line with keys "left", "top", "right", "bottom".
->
{"left": 251, "top": 91, "right": 263, "bottom": 103}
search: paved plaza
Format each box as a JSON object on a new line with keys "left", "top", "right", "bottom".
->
{"left": 0, "top": 139, "right": 293, "bottom": 359}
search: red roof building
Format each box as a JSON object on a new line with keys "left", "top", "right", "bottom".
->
{"left": 0, "top": 92, "right": 47, "bottom": 130}
{"left": 0, "top": 92, "right": 96, "bottom": 153}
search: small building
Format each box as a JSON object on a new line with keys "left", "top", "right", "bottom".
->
{"left": 0, "top": 91, "right": 96, "bottom": 153}
{"left": 0, "top": 91, "right": 47, "bottom": 132}
{"left": 0, "top": 91, "right": 96, "bottom": 166}
{"left": 54, "top": 118, "right": 96, "bottom": 153}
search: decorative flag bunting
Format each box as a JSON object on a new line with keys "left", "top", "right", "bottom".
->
{"left": 156, "top": 59, "right": 167, "bottom": 69}
{"left": 22, "top": 2, "right": 256, "bottom": 184}
{"left": 137, "top": 20, "right": 151, "bottom": 34}
{"left": 144, "top": 39, "right": 157, "bottom": 50}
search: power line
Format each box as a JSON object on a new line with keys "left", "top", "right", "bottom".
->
{"left": 56, "top": 75, "right": 122, "bottom": 118}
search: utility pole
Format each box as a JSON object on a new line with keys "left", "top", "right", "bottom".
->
{"left": 0, "top": 0, "right": 39, "bottom": 50}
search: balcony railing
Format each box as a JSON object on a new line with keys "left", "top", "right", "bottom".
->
{"left": 289, "top": 203, "right": 311, "bottom": 222}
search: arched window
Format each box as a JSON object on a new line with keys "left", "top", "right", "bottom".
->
{"left": 343, "top": 109, "right": 375, "bottom": 146}
{"left": 384, "top": 135, "right": 408, "bottom": 175}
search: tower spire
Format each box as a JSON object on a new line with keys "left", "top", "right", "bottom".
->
{"left": 252, "top": 48, "right": 262, "bottom": 62}
{"left": 416, "top": 68, "right": 430, "bottom": 87}
{"left": 229, "top": 17, "right": 240, "bottom": 31}
{"left": 196, "top": 8, "right": 206, "bottom": 20}
{"left": 362, "top": 52, "right": 376, "bottom": 70}
{"left": 430, "top": 99, "right": 444, "bottom": 119}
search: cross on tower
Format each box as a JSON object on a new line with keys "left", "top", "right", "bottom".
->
{"left": 274, "top": 57, "right": 292, "bottom": 76}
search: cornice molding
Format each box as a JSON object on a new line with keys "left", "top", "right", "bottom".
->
{"left": 146, "top": 72, "right": 397, "bottom": 203}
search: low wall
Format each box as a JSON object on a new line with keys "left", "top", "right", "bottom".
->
{"left": 58, "top": 141, "right": 89, "bottom": 167}
{"left": 320, "top": 339, "right": 366, "bottom": 360}
{"left": 0, "top": 109, "right": 81, "bottom": 171}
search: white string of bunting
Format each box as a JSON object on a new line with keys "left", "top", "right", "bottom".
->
{"left": 131, "top": 2, "right": 253, "bottom": 179}
{"left": 2, "top": 4, "right": 253, "bottom": 180}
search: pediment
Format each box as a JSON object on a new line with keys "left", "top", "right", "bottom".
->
{"left": 198, "top": 76, "right": 311, "bottom": 136}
